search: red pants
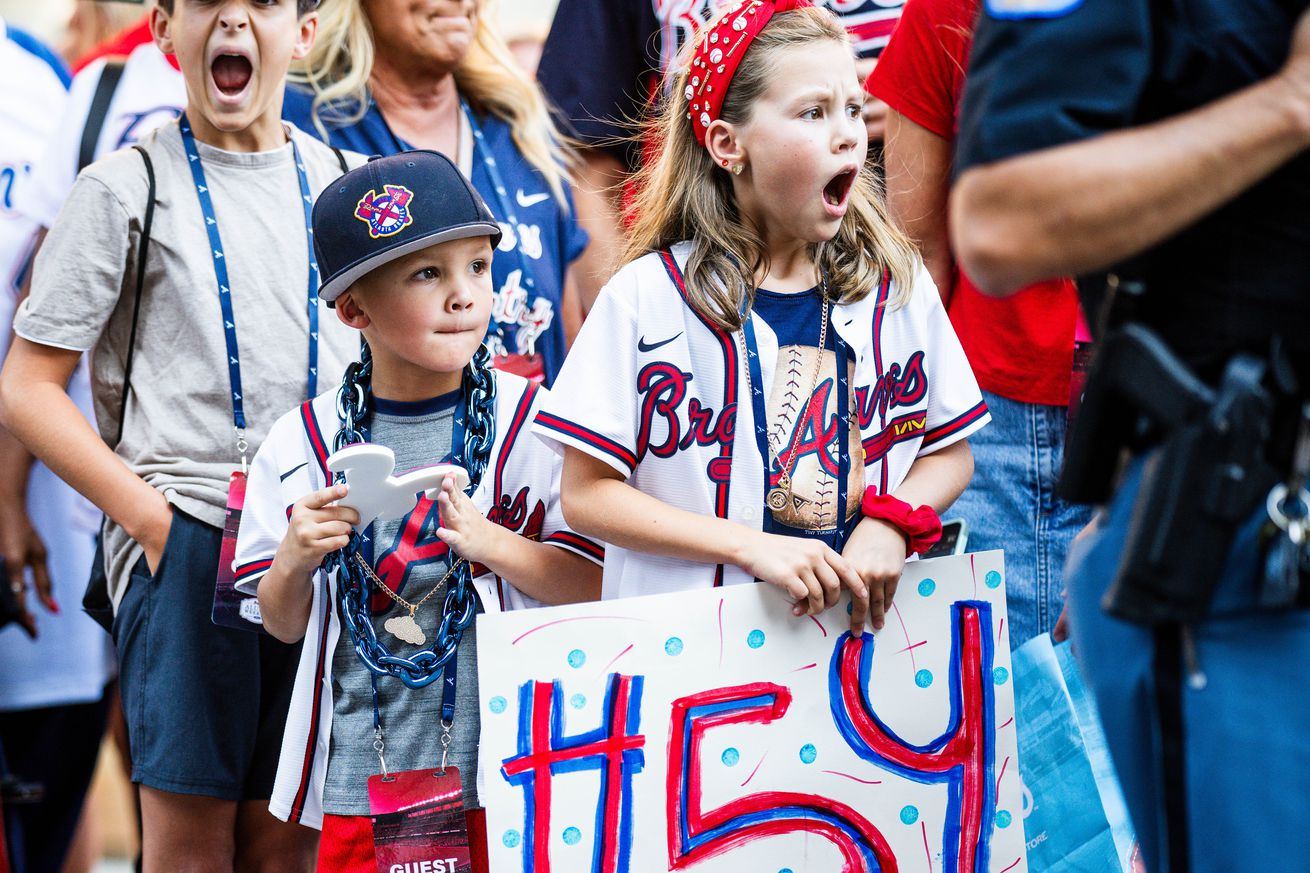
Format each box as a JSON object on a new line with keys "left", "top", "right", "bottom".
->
{"left": 317, "top": 808, "right": 488, "bottom": 873}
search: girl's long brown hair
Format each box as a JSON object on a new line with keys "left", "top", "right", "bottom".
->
{"left": 623, "top": 6, "right": 920, "bottom": 331}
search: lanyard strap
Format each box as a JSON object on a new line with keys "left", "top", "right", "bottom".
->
{"left": 740, "top": 301, "right": 852, "bottom": 550}
{"left": 178, "top": 115, "right": 321, "bottom": 444}
{"left": 460, "top": 99, "right": 537, "bottom": 297}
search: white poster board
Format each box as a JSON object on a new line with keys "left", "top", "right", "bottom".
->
{"left": 477, "top": 551, "right": 1025, "bottom": 873}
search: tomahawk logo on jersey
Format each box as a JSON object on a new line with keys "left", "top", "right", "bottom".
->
{"left": 232, "top": 370, "right": 602, "bottom": 828}
{"left": 534, "top": 242, "right": 988, "bottom": 600}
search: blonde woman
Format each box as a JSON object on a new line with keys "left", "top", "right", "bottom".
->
{"left": 534, "top": 2, "right": 987, "bottom": 634}
{"left": 283, "top": 0, "right": 586, "bottom": 386}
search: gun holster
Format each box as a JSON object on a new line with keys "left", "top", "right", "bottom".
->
{"left": 1060, "top": 325, "right": 1281, "bottom": 625}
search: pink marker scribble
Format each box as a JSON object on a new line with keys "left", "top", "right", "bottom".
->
{"left": 890, "top": 602, "right": 919, "bottom": 674}
{"left": 604, "top": 643, "right": 634, "bottom": 672}
{"left": 820, "top": 770, "right": 882, "bottom": 786}
{"left": 740, "top": 752, "right": 767, "bottom": 787}
{"left": 1000, "top": 858, "right": 1022, "bottom": 873}
{"left": 790, "top": 663, "right": 817, "bottom": 673}
{"left": 808, "top": 614, "right": 828, "bottom": 637}
{"left": 999, "top": 717, "right": 1014, "bottom": 730}
{"left": 970, "top": 553, "right": 978, "bottom": 598}
{"left": 997, "top": 618, "right": 1006, "bottom": 646}
{"left": 996, "top": 755, "right": 1010, "bottom": 795}
{"left": 921, "top": 820, "right": 934, "bottom": 873}
{"left": 511, "top": 615, "right": 646, "bottom": 646}
{"left": 896, "top": 640, "right": 928, "bottom": 655}
{"left": 717, "top": 598, "right": 725, "bottom": 668}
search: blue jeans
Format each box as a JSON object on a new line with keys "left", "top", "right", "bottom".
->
{"left": 1065, "top": 454, "right": 1310, "bottom": 873}
{"left": 948, "top": 390, "right": 1093, "bottom": 649}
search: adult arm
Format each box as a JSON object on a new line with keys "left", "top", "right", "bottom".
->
{"left": 0, "top": 339, "right": 172, "bottom": 571}
{"left": 568, "top": 150, "right": 628, "bottom": 314}
{"left": 953, "top": 9, "right": 1310, "bottom": 296}
{"left": 883, "top": 110, "right": 954, "bottom": 302}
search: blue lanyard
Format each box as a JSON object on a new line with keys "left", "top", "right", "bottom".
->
{"left": 178, "top": 115, "right": 321, "bottom": 453}
{"left": 740, "top": 297, "right": 852, "bottom": 551}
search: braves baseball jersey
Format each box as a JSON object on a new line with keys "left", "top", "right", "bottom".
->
{"left": 17, "top": 39, "right": 183, "bottom": 230}
{"left": 282, "top": 88, "right": 589, "bottom": 386}
{"left": 534, "top": 242, "right": 988, "bottom": 600}
{"left": 233, "top": 371, "right": 604, "bottom": 828}
{"left": 0, "top": 19, "right": 115, "bottom": 711}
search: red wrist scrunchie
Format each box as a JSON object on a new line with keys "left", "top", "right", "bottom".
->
{"left": 861, "top": 490, "right": 943, "bottom": 557}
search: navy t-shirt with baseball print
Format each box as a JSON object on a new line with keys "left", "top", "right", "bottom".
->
{"left": 751, "top": 287, "right": 862, "bottom": 546}
{"left": 283, "top": 87, "right": 588, "bottom": 387}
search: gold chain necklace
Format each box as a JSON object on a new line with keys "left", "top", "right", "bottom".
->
{"left": 354, "top": 552, "right": 466, "bottom": 646}
{"left": 737, "top": 281, "right": 831, "bottom": 513}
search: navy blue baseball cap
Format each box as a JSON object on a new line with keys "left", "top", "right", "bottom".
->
{"left": 314, "top": 150, "right": 503, "bottom": 304}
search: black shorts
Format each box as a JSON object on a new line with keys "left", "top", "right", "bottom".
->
{"left": 112, "top": 508, "right": 301, "bottom": 801}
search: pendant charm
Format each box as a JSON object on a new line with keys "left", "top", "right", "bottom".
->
{"left": 767, "top": 487, "right": 790, "bottom": 512}
{"left": 383, "top": 611, "right": 426, "bottom": 645}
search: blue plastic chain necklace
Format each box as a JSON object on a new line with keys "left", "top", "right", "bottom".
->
{"left": 325, "top": 342, "right": 498, "bottom": 690}
{"left": 178, "top": 114, "right": 321, "bottom": 461}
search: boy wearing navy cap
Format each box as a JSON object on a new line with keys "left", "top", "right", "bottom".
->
{"left": 233, "top": 150, "right": 602, "bottom": 871}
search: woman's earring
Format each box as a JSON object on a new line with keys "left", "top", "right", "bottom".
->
{"left": 731, "top": 164, "right": 744, "bottom": 176}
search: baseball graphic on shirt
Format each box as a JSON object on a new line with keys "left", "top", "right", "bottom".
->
{"left": 766, "top": 346, "right": 863, "bottom": 531}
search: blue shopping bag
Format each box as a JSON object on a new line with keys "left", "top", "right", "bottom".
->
{"left": 1013, "top": 635, "right": 1138, "bottom": 872}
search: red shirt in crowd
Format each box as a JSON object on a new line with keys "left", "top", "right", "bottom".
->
{"left": 72, "top": 16, "right": 179, "bottom": 73}
{"left": 868, "top": 0, "right": 1079, "bottom": 408}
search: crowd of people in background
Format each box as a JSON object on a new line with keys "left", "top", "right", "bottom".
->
{"left": 1, "top": 1, "right": 1307, "bottom": 872}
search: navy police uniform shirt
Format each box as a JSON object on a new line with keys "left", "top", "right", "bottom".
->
{"left": 283, "top": 87, "right": 588, "bottom": 387}
{"left": 956, "top": 0, "right": 1310, "bottom": 384}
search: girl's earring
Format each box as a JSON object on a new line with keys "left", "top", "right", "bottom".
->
{"left": 721, "top": 158, "right": 730, "bottom": 168}
{"left": 732, "top": 164, "right": 744, "bottom": 176}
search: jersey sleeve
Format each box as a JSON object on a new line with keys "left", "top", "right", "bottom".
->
{"left": 536, "top": 0, "right": 654, "bottom": 163}
{"left": 233, "top": 410, "right": 314, "bottom": 594}
{"left": 13, "top": 170, "right": 134, "bottom": 352}
{"left": 913, "top": 267, "right": 990, "bottom": 455}
{"left": 16, "top": 58, "right": 103, "bottom": 229}
{"left": 866, "top": 0, "right": 973, "bottom": 139}
{"left": 528, "top": 387, "right": 605, "bottom": 566}
{"left": 955, "top": 0, "right": 1152, "bottom": 170}
{"left": 532, "top": 276, "right": 642, "bottom": 477}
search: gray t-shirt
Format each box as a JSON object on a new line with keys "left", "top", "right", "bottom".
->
{"left": 322, "top": 393, "right": 483, "bottom": 815}
{"left": 15, "top": 122, "right": 361, "bottom": 607}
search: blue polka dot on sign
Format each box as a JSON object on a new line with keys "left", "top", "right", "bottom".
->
{"left": 570, "top": 694, "right": 587, "bottom": 710}
{"left": 918, "top": 578, "right": 936, "bottom": 597}
{"left": 562, "top": 826, "right": 582, "bottom": 845}
{"left": 996, "top": 810, "right": 1013, "bottom": 829}
{"left": 665, "top": 637, "right": 684, "bottom": 656}
{"left": 915, "top": 669, "right": 934, "bottom": 688}
{"left": 780, "top": 869, "right": 795, "bottom": 873}
{"left": 747, "top": 629, "right": 766, "bottom": 649}
{"left": 985, "top": 570, "right": 1003, "bottom": 589}
{"left": 994, "top": 667, "right": 1010, "bottom": 685}
{"left": 502, "top": 829, "right": 521, "bottom": 848}
{"left": 567, "top": 649, "right": 586, "bottom": 668}
{"left": 799, "top": 743, "right": 817, "bottom": 764}
{"left": 899, "top": 805, "right": 919, "bottom": 825}
{"left": 721, "top": 747, "right": 740, "bottom": 767}
{"left": 488, "top": 696, "right": 507, "bottom": 714}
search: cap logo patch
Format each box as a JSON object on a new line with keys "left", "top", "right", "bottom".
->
{"left": 354, "top": 185, "right": 415, "bottom": 239}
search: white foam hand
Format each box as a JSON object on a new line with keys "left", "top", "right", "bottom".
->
{"left": 325, "top": 443, "right": 470, "bottom": 531}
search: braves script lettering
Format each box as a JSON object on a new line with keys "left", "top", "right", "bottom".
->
{"left": 636, "top": 362, "right": 735, "bottom": 459}
{"left": 854, "top": 350, "right": 927, "bottom": 428}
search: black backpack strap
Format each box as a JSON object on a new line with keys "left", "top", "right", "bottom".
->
{"left": 115, "top": 145, "right": 154, "bottom": 448}
{"left": 331, "top": 146, "right": 348, "bottom": 174}
{"left": 79, "top": 59, "right": 126, "bottom": 173}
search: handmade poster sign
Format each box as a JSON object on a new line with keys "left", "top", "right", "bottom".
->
{"left": 476, "top": 551, "right": 1025, "bottom": 873}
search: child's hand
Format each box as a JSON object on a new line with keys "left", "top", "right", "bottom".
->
{"left": 739, "top": 531, "right": 869, "bottom": 628}
{"left": 436, "top": 474, "right": 502, "bottom": 566}
{"left": 277, "top": 483, "right": 359, "bottom": 576}
{"left": 842, "top": 518, "right": 909, "bottom": 633}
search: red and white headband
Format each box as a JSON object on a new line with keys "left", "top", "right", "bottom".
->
{"left": 685, "top": 0, "right": 813, "bottom": 146}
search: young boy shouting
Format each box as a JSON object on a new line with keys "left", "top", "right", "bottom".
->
{"left": 0, "top": 0, "right": 360, "bottom": 867}
{"left": 233, "top": 150, "right": 602, "bottom": 872}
